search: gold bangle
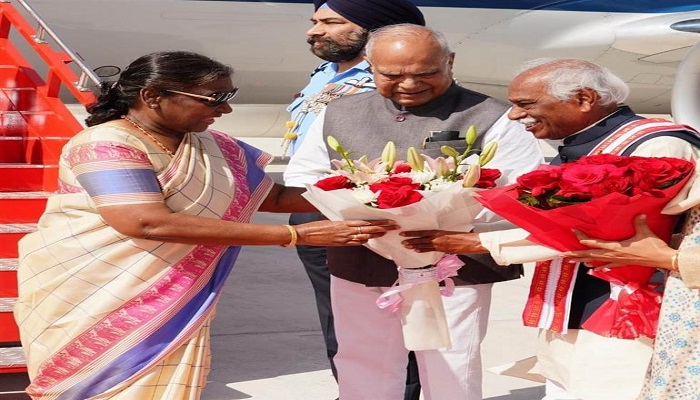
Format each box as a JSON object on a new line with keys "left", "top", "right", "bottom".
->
{"left": 280, "top": 224, "right": 298, "bottom": 248}
{"left": 671, "top": 251, "right": 680, "bottom": 272}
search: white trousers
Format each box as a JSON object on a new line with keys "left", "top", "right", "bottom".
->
{"left": 331, "top": 276, "right": 493, "bottom": 400}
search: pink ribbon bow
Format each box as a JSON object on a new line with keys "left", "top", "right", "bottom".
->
{"left": 376, "top": 254, "right": 465, "bottom": 312}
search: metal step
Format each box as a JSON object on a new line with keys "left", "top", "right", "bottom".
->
{"left": 0, "top": 258, "right": 18, "bottom": 272}
{"left": 0, "top": 223, "right": 37, "bottom": 234}
{"left": 0, "top": 297, "right": 14, "bottom": 313}
{"left": 0, "top": 346, "right": 26, "bottom": 370}
{"left": 0, "top": 191, "right": 49, "bottom": 200}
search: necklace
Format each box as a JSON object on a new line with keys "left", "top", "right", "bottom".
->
{"left": 121, "top": 115, "right": 175, "bottom": 157}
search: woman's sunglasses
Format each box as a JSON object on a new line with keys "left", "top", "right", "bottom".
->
{"left": 166, "top": 88, "right": 239, "bottom": 107}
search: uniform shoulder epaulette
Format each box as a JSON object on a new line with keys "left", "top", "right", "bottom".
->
{"left": 310, "top": 61, "right": 332, "bottom": 78}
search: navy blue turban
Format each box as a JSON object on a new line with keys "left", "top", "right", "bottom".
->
{"left": 313, "top": 0, "right": 425, "bottom": 31}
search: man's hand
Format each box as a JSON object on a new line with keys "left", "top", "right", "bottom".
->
{"left": 400, "top": 230, "right": 488, "bottom": 254}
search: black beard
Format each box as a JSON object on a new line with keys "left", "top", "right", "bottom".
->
{"left": 307, "top": 29, "right": 368, "bottom": 62}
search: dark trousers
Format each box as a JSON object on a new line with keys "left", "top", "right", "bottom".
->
{"left": 289, "top": 212, "right": 421, "bottom": 400}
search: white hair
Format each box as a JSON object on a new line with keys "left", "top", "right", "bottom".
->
{"left": 365, "top": 24, "right": 452, "bottom": 62}
{"left": 515, "top": 58, "right": 629, "bottom": 106}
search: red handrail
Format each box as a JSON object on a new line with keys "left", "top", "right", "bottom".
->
{"left": 0, "top": 3, "right": 95, "bottom": 106}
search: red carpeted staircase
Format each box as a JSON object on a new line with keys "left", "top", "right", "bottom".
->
{"left": 0, "top": 1, "right": 97, "bottom": 374}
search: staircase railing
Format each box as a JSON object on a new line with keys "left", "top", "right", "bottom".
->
{"left": 0, "top": 0, "right": 100, "bottom": 377}
{"left": 0, "top": 0, "right": 100, "bottom": 105}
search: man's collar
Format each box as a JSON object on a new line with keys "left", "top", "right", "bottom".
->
{"left": 561, "top": 105, "right": 636, "bottom": 145}
{"left": 332, "top": 59, "right": 371, "bottom": 75}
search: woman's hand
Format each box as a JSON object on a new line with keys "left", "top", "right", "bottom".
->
{"left": 564, "top": 215, "right": 677, "bottom": 270}
{"left": 399, "top": 230, "right": 488, "bottom": 254}
{"left": 295, "top": 219, "right": 399, "bottom": 246}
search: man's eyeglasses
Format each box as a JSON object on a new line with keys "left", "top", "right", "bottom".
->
{"left": 166, "top": 88, "right": 239, "bottom": 107}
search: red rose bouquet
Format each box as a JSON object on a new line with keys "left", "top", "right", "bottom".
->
{"left": 302, "top": 129, "right": 500, "bottom": 350}
{"left": 475, "top": 154, "right": 695, "bottom": 339}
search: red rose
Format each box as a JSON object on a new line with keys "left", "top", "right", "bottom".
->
{"left": 662, "top": 157, "right": 695, "bottom": 175}
{"left": 560, "top": 163, "right": 621, "bottom": 186}
{"left": 475, "top": 168, "right": 502, "bottom": 189}
{"left": 588, "top": 176, "right": 634, "bottom": 197}
{"left": 375, "top": 185, "right": 424, "bottom": 208}
{"left": 392, "top": 162, "right": 413, "bottom": 174}
{"left": 516, "top": 168, "right": 561, "bottom": 197}
{"left": 628, "top": 157, "right": 693, "bottom": 191}
{"left": 555, "top": 183, "right": 594, "bottom": 200}
{"left": 576, "top": 154, "right": 633, "bottom": 167}
{"left": 369, "top": 176, "right": 420, "bottom": 193}
{"left": 554, "top": 164, "right": 626, "bottom": 200}
{"left": 314, "top": 175, "right": 355, "bottom": 191}
{"left": 512, "top": 155, "right": 693, "bottom": 211}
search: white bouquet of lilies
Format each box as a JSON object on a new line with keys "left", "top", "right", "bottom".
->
{"left": 303, "top": 127, "right": 499, "bottom": 350}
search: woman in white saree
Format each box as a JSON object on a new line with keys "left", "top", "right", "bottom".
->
{"left": 13, "top": 51, "right": 396, "bottom": 400}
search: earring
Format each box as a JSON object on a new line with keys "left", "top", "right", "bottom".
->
{"left": 149, "top": 104, "right": 158, "bottom": 109}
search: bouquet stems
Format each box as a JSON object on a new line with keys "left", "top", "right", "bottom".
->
{"left": 399, "top": 279, "right": 452, "bottom": 350}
